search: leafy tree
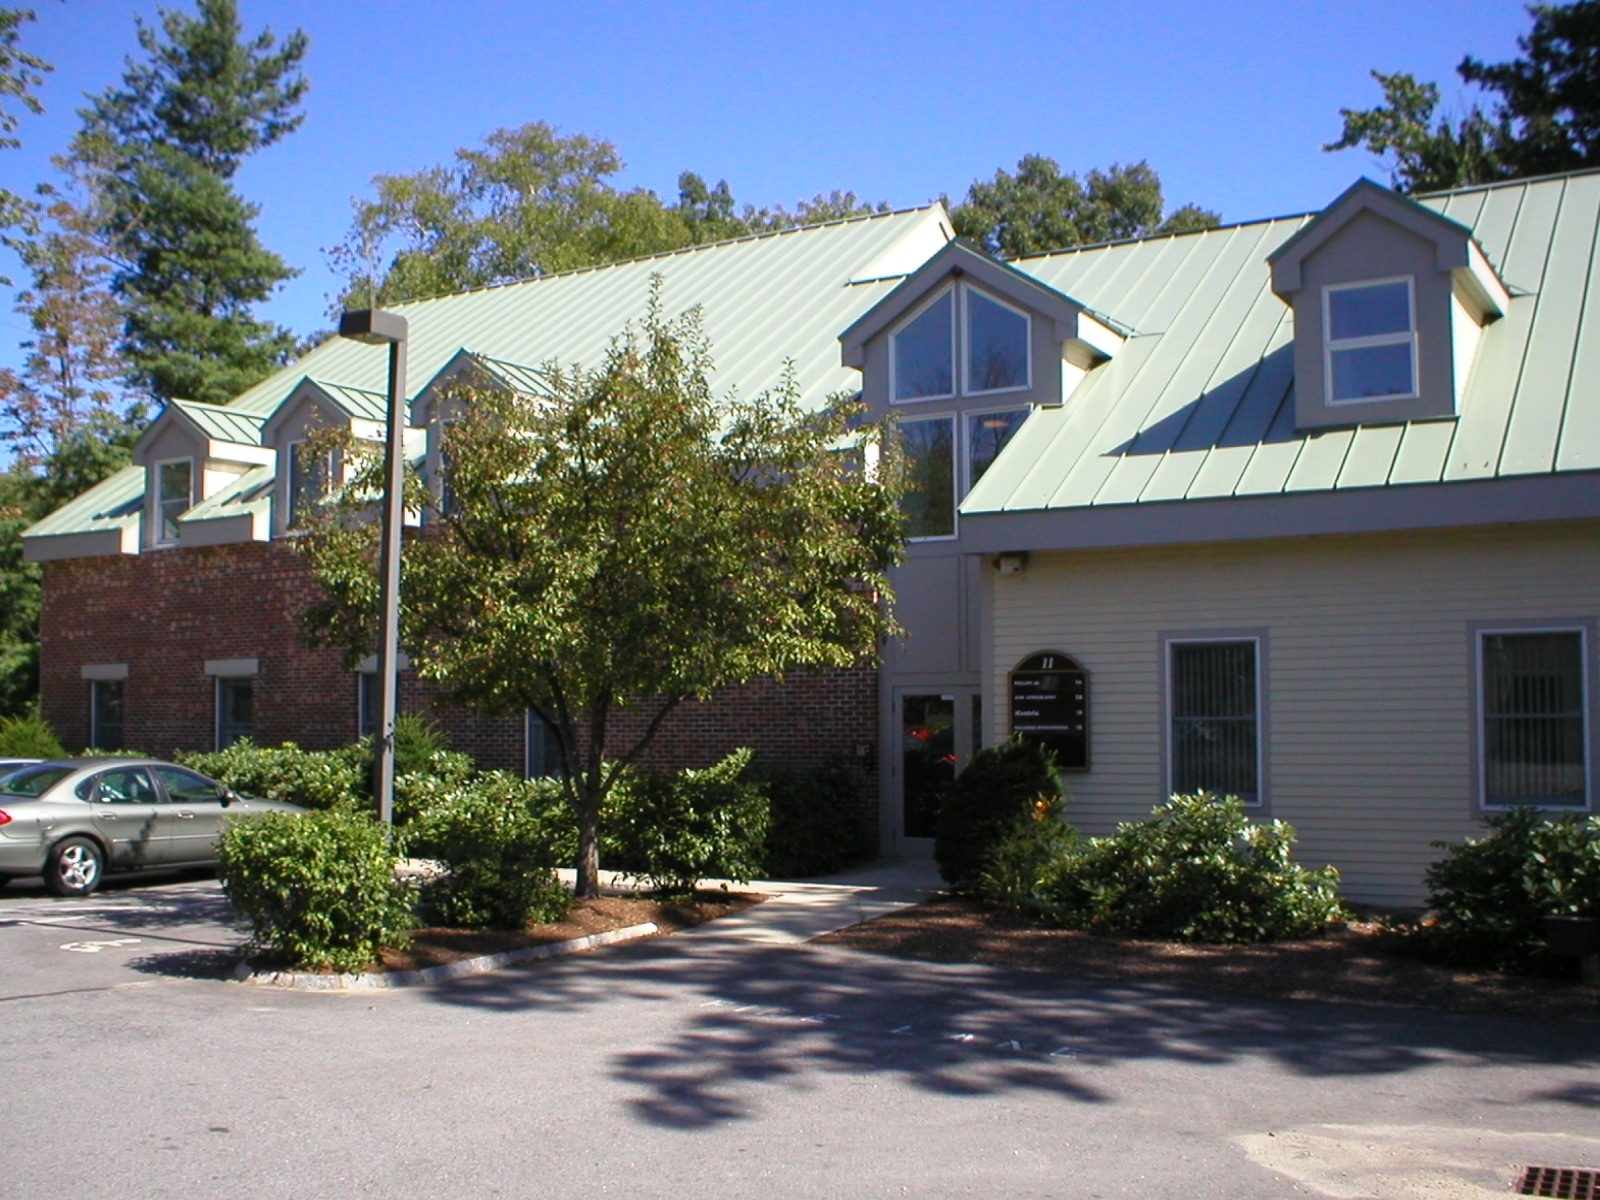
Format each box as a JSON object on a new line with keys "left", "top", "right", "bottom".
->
{"left": 0, "top": 6, "right": 49, "bottom": 259}
{"left": 68, "top": 0, "right": 306, "bottom": 402}
{"left": 298, "top": 288, "right": 905, "bottom": 897}
{"left": 952, "top": 156, "right": 1220, "bottom": 258}
{"left": 1328, "top": 1, "right": 1600, "bottom": 191}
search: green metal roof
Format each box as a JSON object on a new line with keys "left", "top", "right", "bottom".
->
{"left": 26, "top": 207, "right": 948, "bottom": 549}
{"left": 962, "top": 170, "right": 1600, "bottom": 517}
{"left": 179, "top": 464, "right": 274, "bottom": 526}
{"left": 24, "top": 465, "right": 144, "bottom": 541}
{"left": 169, "top": 399, "right": 269, "bottom": 446}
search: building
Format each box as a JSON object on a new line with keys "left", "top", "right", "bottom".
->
{"left": 26, "top": 170, "right": 1600, "bottom": 904}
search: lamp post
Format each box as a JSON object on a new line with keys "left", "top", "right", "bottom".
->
{"left": 337, "top": 308, "right": 408, "bottom": 826}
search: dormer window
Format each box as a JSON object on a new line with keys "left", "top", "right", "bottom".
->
{"left": 287, "top": 441, "right": 336, "bottom": 530}
{"left": 891, "top": 285, "right": 1031, "bottom": 404}
{"left": 1324, "top": 278, "right": 1416, "bottom": 404}
{"left": 155, "top": 459, "right": 193, "bottom": 546}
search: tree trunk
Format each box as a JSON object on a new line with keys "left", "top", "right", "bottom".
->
{"left": 574, "top": 790, "right": 602, "bottom": 899}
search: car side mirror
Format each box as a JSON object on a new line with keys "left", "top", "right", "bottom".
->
{"left": 220, "top": 789, "right": 235, "bottom": 808}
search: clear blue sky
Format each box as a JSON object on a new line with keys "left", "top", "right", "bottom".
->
{"left": 0, "top": 0, "right": 1534, "bottom": 373}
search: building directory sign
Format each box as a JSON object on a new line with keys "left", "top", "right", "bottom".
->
{"left": 1009, "top": 652, "right": 1088, "bottom": 770}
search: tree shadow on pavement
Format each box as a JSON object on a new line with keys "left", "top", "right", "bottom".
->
{"left": 414, "top": 934, "right": 1600, "bottom": 1130}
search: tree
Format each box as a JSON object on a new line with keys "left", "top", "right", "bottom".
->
{"left": 68, "top": 0, "right": 306, "bottom": 402}
{"left": 1328, "top": 2, "right": 1600, "bottom": 192}
{"left": 0, "top": 7, "right": 50, "bottom": 270}
{"left": 298, "top": 289, "right": 905, "bottom": 897}
{"left": 952, "top": 156, "right": 1220, "bottom": 258}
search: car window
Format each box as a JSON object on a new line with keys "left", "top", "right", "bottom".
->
{"left": 89, "top": 767, "right": 158, "bottom": 805}
{"left": 0, "top": 765, "right": 74, "bottom": 797}
{"left": 152, "top": 766, "right": 226, "bottom": 805}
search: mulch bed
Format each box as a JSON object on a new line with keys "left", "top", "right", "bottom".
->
{"left": 375, "top": 890, "right": 764, "bottom": 972}
{"left": 815, "top": 894, "right": 1600, "bottom": 1022}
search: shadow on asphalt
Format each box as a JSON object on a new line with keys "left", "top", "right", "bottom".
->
{"left": 402, "top": 934, "right": 1600, "bottom": 1130}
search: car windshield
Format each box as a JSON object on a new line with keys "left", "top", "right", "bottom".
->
{"left": 0, "top": 764, "right": 75, "bottom": 797}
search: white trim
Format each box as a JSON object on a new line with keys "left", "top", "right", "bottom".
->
{"left": 1474, "top": 623, "right": 1592, "bottom": 812}
{"left": 961, "top": 286, "right": 1033, "bottom": 398}
{"left": 1322, "top": 276, "right": 1418, "bottom": 405}
{"left": 204, "top": 658, "right": 259, "bottom": 677}
{"left": 889, "top": 285, "right": 956, "bottom": 405}
{"left": 80, "top": 663, "right": 129, "bottom": 681}
{"left": 1162, "top": 634, "right": 1265, "bottom": 808}
{"left": 152, "top": 456, "right": 195, "bottom": 547}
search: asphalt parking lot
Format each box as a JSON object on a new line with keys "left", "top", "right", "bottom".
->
{"left": 3, "top": 876, "right": 1599, "bottom": 1200}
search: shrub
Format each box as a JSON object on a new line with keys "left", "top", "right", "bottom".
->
{"left": 935, "top": 737, "right": 1063, "bottom": 887}
{"left": 1422, "top": 808, "right": 1600, "bottom": 974}
{"left": 977, "top": 794, "right": 1079, "bottom": 919}
{"left": 605, "top": 748, "right": 770, "bottom": 896}
{"left": 180, "top": 739, "right": 369, "bottom": 810}
{"left": 0, "top": 711, "right": 66, "bottom": 759}
{"left": 404, "top": 772, "right": 573, "bottom": 928}
{"left": 217, "top": 808, "right": 414, "bottom": 972}
{"left": 760, "top": 757, "right": 871, "bottom": 877}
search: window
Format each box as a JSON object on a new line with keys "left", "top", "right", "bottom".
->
{"left": 288, "top": 441, "right": 335, "bottom": 530}
{"left": 1479, "top": 629, "right": 1589, "bottom": 809}
{"left": 965, "top": 290, "right": 1030, "bottom": 394}
{"left": 357, "top": 670, "right": 405, "bottom": 740}
{"left": 897, "top": 415, "right": 955, "bottom": 539}
{"left": 216, "top": 677, "right": 253, "bottom": 750}
{"left": 1324, "top": 278, "right": 1416, "bottom": 403}
{"left": 155, "top": 459, "right": 193, "bottom": 545}
{"left": 526, "top": 712, "right": 565, "bottom": 778}
{"left": 89, "top": 680, "right": 124, "bottom": 751}
{"left": 965, "top": 408, "right": 1028, "bottom": 491}
{"left": 152, "top": 765, "right": 227, "bottom": 805}
{"left": 891, "top": 285, "right": 1031, "bottom": 404}
{"left": 1168, "top": 639, "right": 1261, "bottom": 805}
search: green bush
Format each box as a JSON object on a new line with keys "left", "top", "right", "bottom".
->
{"left": 404, "top": 772, "right": 573, "bottom": 929}
{"left": 760, "top": 757, "right": 871, "bottom": 877}
{"left": 980, "top": 792, "right": 1344, "bottom": 943}
{"left": 0, "top": 711, "right": 66, "bottom": 759}
{"left": 1422, "top": 808, "right": 1600, "bottom": 973}
{"left": 605, "top": 748, "right": 770, "bottom": 896}
{"left": 977, "top": 795, "right": 1080, "bottom": 918}
{"left": 180, "top": 739, "right": 369, "bottom": 810}
{"left": 935, "top": 737, "right": 1063, "bottom": 886}
{"left": 217, "top": 808, "right": 414, "bottom": 972}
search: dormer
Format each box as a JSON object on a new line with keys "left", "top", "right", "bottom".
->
{"left": 262, "top": 377, "right": 400, "bottom": 536}
{"left": 1269, "top": 179, "right": 1509, "bottom": 431}
{"left": 839, "top": 240, "right": 1122, "bottom": 539}
{"left": 414, "top": 349, "right": 549, "bottom": 517}
{"left": 131, "top": 400, "right": 273, "bottom": 549}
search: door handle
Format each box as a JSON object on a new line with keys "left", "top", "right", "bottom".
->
{"left": 94, "top": 811, "right": 119, "bottom": 820}
{"left": 175, "top": 811, "right": 196, "bottom": 819}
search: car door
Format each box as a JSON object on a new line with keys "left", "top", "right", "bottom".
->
{"left": 150, "top": 765, "right": 231, "bottom": 865}
{"left": 83, "top": 766, "right": 161, "bottom": 867}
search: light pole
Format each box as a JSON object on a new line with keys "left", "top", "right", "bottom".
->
{"left": 337, "top": 308, "right": 408, "bottom": 826}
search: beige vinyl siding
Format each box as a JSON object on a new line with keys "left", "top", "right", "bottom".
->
{"left": 989, "top": 519, "right": 1600, "bottom": 906}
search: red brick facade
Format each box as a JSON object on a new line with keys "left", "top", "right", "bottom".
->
{"left": 40, "top": 541, "right": 879, "bottom": 799}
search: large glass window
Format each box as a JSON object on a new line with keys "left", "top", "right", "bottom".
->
{"left": 897, "top": 415, "right": 955, "bottom": 539}
{"left": 892, "top": 290, "right": 954, "bottom": 402}
{"left": 1480, "top": 630, "right": 1589, "bottom": 808}
{"left": 156, "top": 459, "right": 193, "bottom": 545}
{"left": 966, "top": 408, "right": 1028, "bottom": 490}
{"left": 89, "top": 680, "right": 125, "bottom": 751}
{"left": 216, "top": 677, "right": 254, "bottom": 750}
{"left": 1168, "top": 640, "right": 1260, "bottom": 805}
{"left": 965, "top": 290, "right": 1030, "bottom": 394}
{"left": 1324, "top": 278, "right": 1416, "bottom": 403}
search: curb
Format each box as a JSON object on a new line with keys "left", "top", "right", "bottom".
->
{"left": 231, "top": 921, "right": 661, "bottom": 990}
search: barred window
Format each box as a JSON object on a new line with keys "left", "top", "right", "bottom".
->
{"left": 1168, "top": 640, "right": 1260, "bottom": 805}
{"left": 1481, "top": 630, "right": 1588, "bottom": 808}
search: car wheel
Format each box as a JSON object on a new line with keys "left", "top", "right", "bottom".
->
{"left": 46, "top": 837, "right": 104, "bottom": 897}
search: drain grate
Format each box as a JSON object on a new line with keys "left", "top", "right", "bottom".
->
{"left": 1519, "top": 1167, "right": 1600, "bottom": 1199}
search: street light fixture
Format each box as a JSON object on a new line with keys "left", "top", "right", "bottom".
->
{"left": 337, "top": 308, "right": 408, "bottom": 826}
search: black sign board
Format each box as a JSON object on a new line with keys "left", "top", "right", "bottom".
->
{"left": 1009, "top": 652, "right": 1088, "bottom": 770}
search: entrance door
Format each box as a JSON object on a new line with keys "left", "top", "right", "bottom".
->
{"left": 897, "top": 689, "right": 982, "bottom": 843}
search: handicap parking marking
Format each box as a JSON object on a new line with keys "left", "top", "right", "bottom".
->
{"left": 58, "top": 937, "right": 144, "bottom": 953}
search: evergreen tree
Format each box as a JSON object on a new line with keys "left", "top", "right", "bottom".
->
{"left": 69, "top": 0, "right": 307, "bottom": 403}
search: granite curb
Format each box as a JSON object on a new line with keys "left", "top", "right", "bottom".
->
{"left": 230, "top": 921, "right": 661, "bottom": 990}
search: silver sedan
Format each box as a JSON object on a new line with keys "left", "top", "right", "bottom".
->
{"left": 0, "top": 758, "right": 308, "bottom": 896}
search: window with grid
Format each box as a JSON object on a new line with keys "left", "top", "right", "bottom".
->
{"left": 1168, "top": 640, "right": 1260, "bottom": 805}
{"left": 1481, "top": 630, "right": 1589, "bottom": 808}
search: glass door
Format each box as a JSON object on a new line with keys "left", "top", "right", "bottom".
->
{"left": 898, "top": 690, "right": 982, "bottom": 841}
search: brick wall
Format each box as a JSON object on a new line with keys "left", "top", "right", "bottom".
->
{"left": 40, "top": 544, "right": 879, "bottom": 827}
